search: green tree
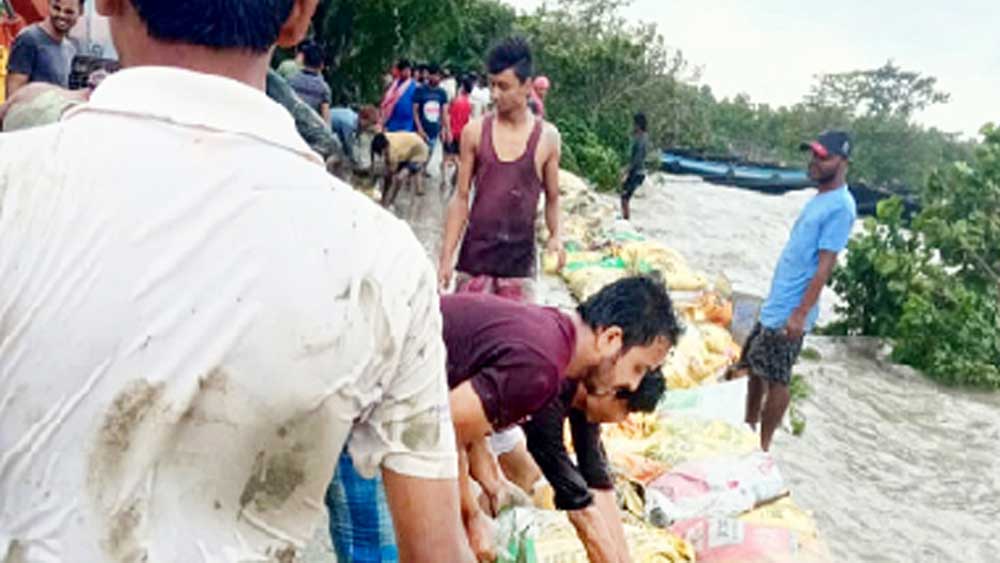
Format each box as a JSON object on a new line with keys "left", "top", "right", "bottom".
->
{"left": 805, "top": 60, "right": 950, "bottom": 119}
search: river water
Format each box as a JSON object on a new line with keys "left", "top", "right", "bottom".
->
{"left": 627, "top": 174, "right": 1000, "bottom": 563}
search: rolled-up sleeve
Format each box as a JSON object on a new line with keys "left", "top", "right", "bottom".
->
{"left": 348, "top": 257, "right": 457, "bottom": 480}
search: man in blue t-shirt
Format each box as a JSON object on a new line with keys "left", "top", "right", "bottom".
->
{"left": 739, "top": 130, "right": 857, "bottom": 451}
{"left": 412, "top": 63, "right": 450, "bottom": 157}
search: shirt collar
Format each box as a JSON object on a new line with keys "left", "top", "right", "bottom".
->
{"left": 64, "top": 66, "right": 322, "bottom": 165}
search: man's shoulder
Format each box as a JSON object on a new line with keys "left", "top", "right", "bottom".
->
{"left": 462, "top": 115, "right": 485, "bottom": 140}
{"left": 13, "top": 24, "right": 44, "bottom": 43}
{"left": 541, "top": 120, "right": 561, "bottom": 141}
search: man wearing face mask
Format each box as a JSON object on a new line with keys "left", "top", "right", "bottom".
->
{"left": 519, "top": 370, "right": 667, "bottom": 563}
{"left": 739, "top": 131, "right": 857, "bottom": 452}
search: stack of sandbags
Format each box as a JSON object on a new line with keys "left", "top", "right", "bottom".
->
{"left": 614, "top": 240, "right": 709, "bottom": 292}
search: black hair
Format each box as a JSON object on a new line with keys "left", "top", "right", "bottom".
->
{"left": 487, "top": 36, "right": 533, "bottom": 83}
{"left": 577, "top": 275, "right": 681, "bottom": 350}
{"left": 302, "top": 43, "right": 324, "bottom": 69}
{"left": 128, "top": 0, "right": 295, "bottom": 53}
{"left": 634, "top": 112, "right": 647, "bottom": 132}
{"left": 396, "top": 58, "right": 412, "bottom": 71}
{"left": 416, "top": 63, "right": 429, "bottom": 73}
{"left": 461, "top": 76, "right": 475, "bottom": 94}
{"left": 296, "top": 39, "right": 315, "bottom": 53}
{"left": 371, "top": 133, "right": 389, "bottom": 156}
{"left": 427, "top": 63, "right": 441, "bottom": 75}
{"left": 625, "top": 369, "right": 666, "bottom": 413}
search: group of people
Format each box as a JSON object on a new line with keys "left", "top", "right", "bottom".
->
{"left": 372, "top": 55, "right": 552, "bottom": 208}
{"left": 0, "top": 1, "right": 858, "bottom": 562}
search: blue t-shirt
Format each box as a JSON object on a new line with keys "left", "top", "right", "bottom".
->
{"left": 385, "top": 81, "right": 417, "bottom": 133}
{"left": 413, "top": 85, "right": 449, "bottom": 140}
{"left": 759, "top": 186, "right": 857, "bottom": 331}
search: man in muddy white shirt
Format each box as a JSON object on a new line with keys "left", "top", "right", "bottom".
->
{"left": 0, "top": 1, "right": 472, "bottom": 562}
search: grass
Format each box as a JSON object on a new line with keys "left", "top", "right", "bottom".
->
{"left": 799, "top": 346, "right": 822, "bottom": 362}
{"left": 788, "top": 373, "right": 811, "bottom": 437}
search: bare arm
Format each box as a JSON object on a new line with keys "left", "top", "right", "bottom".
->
{"left": 786, "top": 250, "right": 838, "bottom": 340}
{"left": 542, "top": 127, "right": 566, "bottom": 270}
{"left": 593, "top": 489, "right": 631, "bottom": 562}
{"left": 442, "top": 102, "right": 452, "bottom": 142}
{"left": 5, "top": 73, "right": 29, "bottom": 99}
{"left": 413, "top": 102, "right": 428, "bottom": 140}
{"left": 383, "top": 468, "right": 475, "bottom": 562}
{"left": 450, "top": 381, "right": 499, "bottom": 561}
{"left": 567, "top": 503, "right": 621, "bottom": 563}
{"left": 438, "top": 122, "right": 479, "bottom": 290}
{"left": 320, "top": 102, "right": 331, "bottom": 124}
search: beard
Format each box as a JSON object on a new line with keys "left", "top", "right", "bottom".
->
{"left": 580, "top": 354, "right": 618, "bottom": 395}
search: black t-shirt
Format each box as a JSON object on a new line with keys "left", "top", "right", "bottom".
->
{"left": 522, "top": 380, "right": 613, "bottom": 511}
{"left": 413, "top": 85, "right": 449, "bottom": 139}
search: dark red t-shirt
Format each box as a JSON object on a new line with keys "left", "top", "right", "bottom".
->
{"left": 441, "top": 293, "right": 576, "bottom": 430}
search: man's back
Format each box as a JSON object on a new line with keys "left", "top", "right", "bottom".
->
{"left": 0, "top": 67, "right": 454, "bottom": 562}
{"left": 286, "top": 69, "right": 331, "bottom": 114}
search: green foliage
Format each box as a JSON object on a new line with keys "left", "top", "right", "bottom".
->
{"left": 798, "top": 347, "right": 822, "bottom": 362}
{"left": 829, "top": 126, "right": 1000, "bottom": 389}
{"left": 805, "top": 60, "right": 950, "bottom": 120}
{"left": 292, "top": 0, "right": 974, "bottom": 193}
{"left": 788, "top": 373, "right": 810, "bottom": 437}
{"left": 828, "top": 197, "right": 930, "bottom": 337}
{"left": 892, "top": 280, "right": 1000, "bottom": 388}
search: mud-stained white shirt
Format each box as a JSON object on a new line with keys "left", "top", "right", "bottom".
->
{"left": 0, "top": 67, "right": 456, "bottom": 563}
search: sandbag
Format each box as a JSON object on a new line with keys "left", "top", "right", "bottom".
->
{"left": 670, "top": 517, "right": 804, "bottom": 563}
{"left": 641, "top": 417, "right": 759, "bottom": 468}
{"left": 496, "top": 508, "right": 695, "bottom": 563}
{"left": 740, "top": 497, "right": 819, "bottom": 538}
{"left": 658, "top": 378, "right": 748, "bottom": 428}
{"left": 645, "top": 452, "right": 787, "bottom": 526}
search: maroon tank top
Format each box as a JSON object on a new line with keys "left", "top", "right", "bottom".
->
{"left": 456, "top": 114, "right": 545, "bottom": 278}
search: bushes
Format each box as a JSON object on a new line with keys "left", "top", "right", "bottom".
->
{"left": 828, "top": 127, "right": 1000, "bottom": 389}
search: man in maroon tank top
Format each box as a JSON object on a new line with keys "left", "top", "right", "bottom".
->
{"left": 437, "top": 37, "right": 567, "bottom": 301}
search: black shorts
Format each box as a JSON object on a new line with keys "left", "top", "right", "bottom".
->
{"left": 621, "top": 172, "right": 646, "bottom": 199}
{"left": 444, "top": 139, "right": 461, "bottom": 155}
{"left": 395, "top": 161, "right": 424, "bottom": 174}
{"left": 737, "top": 322, "right": 804, "bottom": 385}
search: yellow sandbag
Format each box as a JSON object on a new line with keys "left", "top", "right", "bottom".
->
{"left": 563, "top": 265, "right": 627, "bottom": 302}
{"left": 558, "top": 169, "right": 590, "bottom": 196}
{"left": 663, "top": 268, "right": 710, "bottom": 291}
{"left": 643, "top": 417, "right": 759, "bottom": 468}
{"left": 740, "top": 497, "right": 820, "bottom": 538}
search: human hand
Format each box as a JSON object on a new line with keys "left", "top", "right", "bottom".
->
{"left": 484, "top": 478, "right": 533, "bottom": 517}
{"left": 438, "top": 261, "right": 454, "bottom": 294}
{"left": 545, "top": 236, "right": 567, "bottom": 272}
{"left": 785, "top": 309, "right": 807, "bottom": 341}
{"left": 465, "top": 510, "right": 497, "bottom": 563}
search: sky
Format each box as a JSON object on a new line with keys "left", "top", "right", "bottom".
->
{"left": 503, "top": 0, "right": 998, "bottom": 138}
